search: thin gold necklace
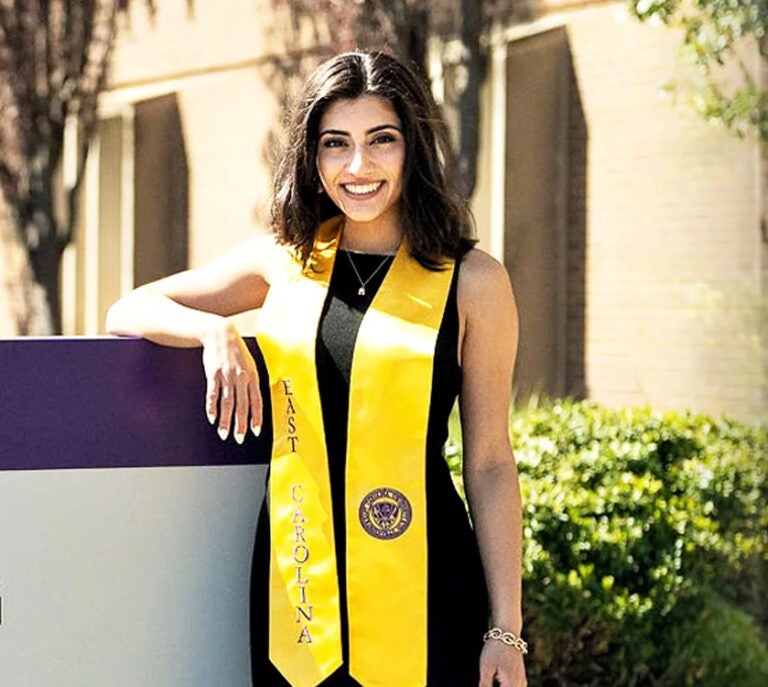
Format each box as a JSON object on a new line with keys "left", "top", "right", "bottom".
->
{"left": 344, "top": 250, "right": 393, "bottom": 296}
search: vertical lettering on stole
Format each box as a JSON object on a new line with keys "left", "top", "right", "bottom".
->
{"left": 282, "top": 379, "right": 314, "bottom": 643}
{"left": 291, "top": 482, "right": 313, "bottom": 643}
{"left": 283, "top": 378, "right": 299, "bottom": 452}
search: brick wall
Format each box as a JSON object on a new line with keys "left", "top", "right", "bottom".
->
{"left": 556, "top": 3, "right": 764, "bottom": 420}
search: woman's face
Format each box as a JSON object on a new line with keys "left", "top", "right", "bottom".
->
{"left": 316, "top": 95, "right": 406, "bottom": 230}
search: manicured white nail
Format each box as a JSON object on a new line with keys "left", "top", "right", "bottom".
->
{"left": 251, "top": 423, "right": 261, "bottom": 437}
{"left": 234, "top": 431, "right": 245, "bottom": 445}
{"left": 217, "top": 426, "right": 229, "bottom": 441}
{"left": 207, "top": 410, "right": 216, "bottom": 425}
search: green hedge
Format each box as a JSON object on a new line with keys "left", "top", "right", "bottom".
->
{"left": 446, "top": 399, "right": 768, "bottom": 686}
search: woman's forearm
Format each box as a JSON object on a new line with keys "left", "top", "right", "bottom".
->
{"left": 465, "top": 458, "right": 524, "bottom": 634}
{"left": 106, "top": 288, "right": 232, "bottom": 348}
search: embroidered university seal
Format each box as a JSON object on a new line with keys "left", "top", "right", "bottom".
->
{"left": 359, "top": 487, "right": 413, "bottom": 540}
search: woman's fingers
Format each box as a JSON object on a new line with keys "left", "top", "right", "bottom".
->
{"left": 218, "top": 377, "right": 235, "bottom": 440}
{"left": 227, "top": 373, "right": 263, "bottom": 444}
{"left": 214, "top": 373, "right": 259, "bottom": 443}
{"left": 232, "top": 369, "right": 252, "bottom": 444}
{"left": 201, "top": 323, "right": 262, "bottom": 444}
{"left": 206, "top": 372, "right": 221, "bottom": 426}
{"left": 478, "top": 661, "right": 495, "bottom": 687}
{"left": 249, "top": 376, "right": 263, "bottom": 437}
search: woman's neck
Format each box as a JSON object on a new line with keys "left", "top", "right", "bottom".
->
{"left": 339, "top": 215, "right": 403, "bottom": 255}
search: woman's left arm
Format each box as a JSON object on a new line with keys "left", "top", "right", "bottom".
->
{"left": 458, "top": 250, "right": 527, "bottom": 687}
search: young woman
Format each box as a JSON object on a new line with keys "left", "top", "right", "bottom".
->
{"left": 107, "top": 50, "right": 526, "bottom": 687}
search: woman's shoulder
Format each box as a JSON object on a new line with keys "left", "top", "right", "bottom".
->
{"left": 227, "top": 232, "right": 296, "bottom": 284}
{"left": 457, "top": 248, "right": 514, "bottom": 306}
{"left": 455, "top": 248, "right": 519, "bottom": 368}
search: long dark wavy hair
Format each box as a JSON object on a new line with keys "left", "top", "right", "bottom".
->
{"left": 270, "top": 51, "right": 476, "bottom": 269}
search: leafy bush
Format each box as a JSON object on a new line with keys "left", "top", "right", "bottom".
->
{"left": 446, "top": 399, "right": 768, "bottom": 686}
{"left": 660, "top": 592, "right": 768, "bottom": 687}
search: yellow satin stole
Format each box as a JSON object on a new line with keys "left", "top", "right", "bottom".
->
{"left": 256, "top": 218, "right": 454, "bottom": 687}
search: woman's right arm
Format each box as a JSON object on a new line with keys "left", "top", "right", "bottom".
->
{"left": 106, "top": 233, "right": 284, "bottom": 443}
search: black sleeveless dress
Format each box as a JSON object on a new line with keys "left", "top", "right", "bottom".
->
{"left": 251, "top": 250, "right": 488, "bottom": 686}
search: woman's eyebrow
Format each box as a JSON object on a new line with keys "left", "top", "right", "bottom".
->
{"left": 367, "top": 123, "right": 402, "bottom": 134}
{"left": 319, "top": 123, "right": 402, "bottom": 137}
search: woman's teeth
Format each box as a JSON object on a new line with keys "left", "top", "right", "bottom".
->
{"left": 344, "top": 182, "right": 382, "bottom": 195}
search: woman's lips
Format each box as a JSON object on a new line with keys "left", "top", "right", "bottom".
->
{"left": 341, "top": 181, "right": 384, "bottom": 198}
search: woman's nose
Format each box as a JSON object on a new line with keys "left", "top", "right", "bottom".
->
{"left": 347, "top": 145, "right": 367, "bottom": 174}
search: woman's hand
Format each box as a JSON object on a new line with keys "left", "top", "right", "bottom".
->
{"left": 201, "top": 320, "right": 262, "bottom": 444}
{"left": 479, "top": 641, "right": 527, "bottom": 687}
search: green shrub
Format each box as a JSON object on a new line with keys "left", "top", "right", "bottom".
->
{"left": 446, "top": 399, "right": 768, "bottom": 686}
{"left": 660, "top": 592, "right": 768, "bottom": 687}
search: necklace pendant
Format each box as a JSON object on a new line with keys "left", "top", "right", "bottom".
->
{"left": 358, "top": 286, "right": 366, "bottom": 296}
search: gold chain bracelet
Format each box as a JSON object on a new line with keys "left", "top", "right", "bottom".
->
{"left": 483, "top": 627, "right": 529, "bottom": 655}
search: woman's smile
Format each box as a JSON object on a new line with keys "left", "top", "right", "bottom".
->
{"left": 342, "top": 181, "right": 384, "bottom": 196}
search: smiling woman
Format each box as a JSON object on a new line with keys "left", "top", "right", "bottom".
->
{"left": 107, "top": 51, "right": 526, "bottom": 687}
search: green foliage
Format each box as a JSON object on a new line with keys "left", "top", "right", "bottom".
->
{"left": 627, "top": 0, "right": 768, "bottom": 142}
{"left": 661, "top": 593, "right": 768, "bottom": 686}
{"left": 447, "top": 398, "right": 768, "bottom": 685}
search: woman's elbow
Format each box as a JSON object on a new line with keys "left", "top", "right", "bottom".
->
{"left": 105, "top": 293, "right": 143, "bottom": 336}
{"left": 105, "top": 300, "right": 127, "bottom": 336}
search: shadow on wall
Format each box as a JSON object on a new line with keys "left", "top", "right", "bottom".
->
{"left": 133, "top": 93, "right": 190, "bottom": 286}
{"left": 504, "top": 27, "right": 587, "bottom": 401}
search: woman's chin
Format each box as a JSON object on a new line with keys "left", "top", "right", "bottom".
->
{"left": 337, "top": 202, "right": 402, "bottom": 229}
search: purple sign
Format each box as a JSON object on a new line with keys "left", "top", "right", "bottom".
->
{"left": 0, "top": 337, "right": 269, "bottom": 687}
{"left": 0, "top": 337, "right": 271, "bottom": 470}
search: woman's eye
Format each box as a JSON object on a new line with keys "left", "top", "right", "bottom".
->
{"left": 371, "top": 133, "right": 396, "bottom": 145}
{"left": 322, "top": 138, "right": 346, "bottom": 148}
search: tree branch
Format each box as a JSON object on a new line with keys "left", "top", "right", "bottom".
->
{"left": 0, "top": 156, "right": 20, "bottom": 212}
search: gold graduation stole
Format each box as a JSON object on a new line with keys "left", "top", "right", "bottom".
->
{"left": 256, "top": 218, "right": 454, "bottom": 687}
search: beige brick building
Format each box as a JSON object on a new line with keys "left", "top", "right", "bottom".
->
{"left": 58, "top": 0, "right": 766, "bottom": 422}
{"left": 472, "top": 2, "right": 765, "bottom": 421}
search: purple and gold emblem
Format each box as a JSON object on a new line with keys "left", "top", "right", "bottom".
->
{"left": 358, "top": 487, "right": 412, "bottom": 540}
